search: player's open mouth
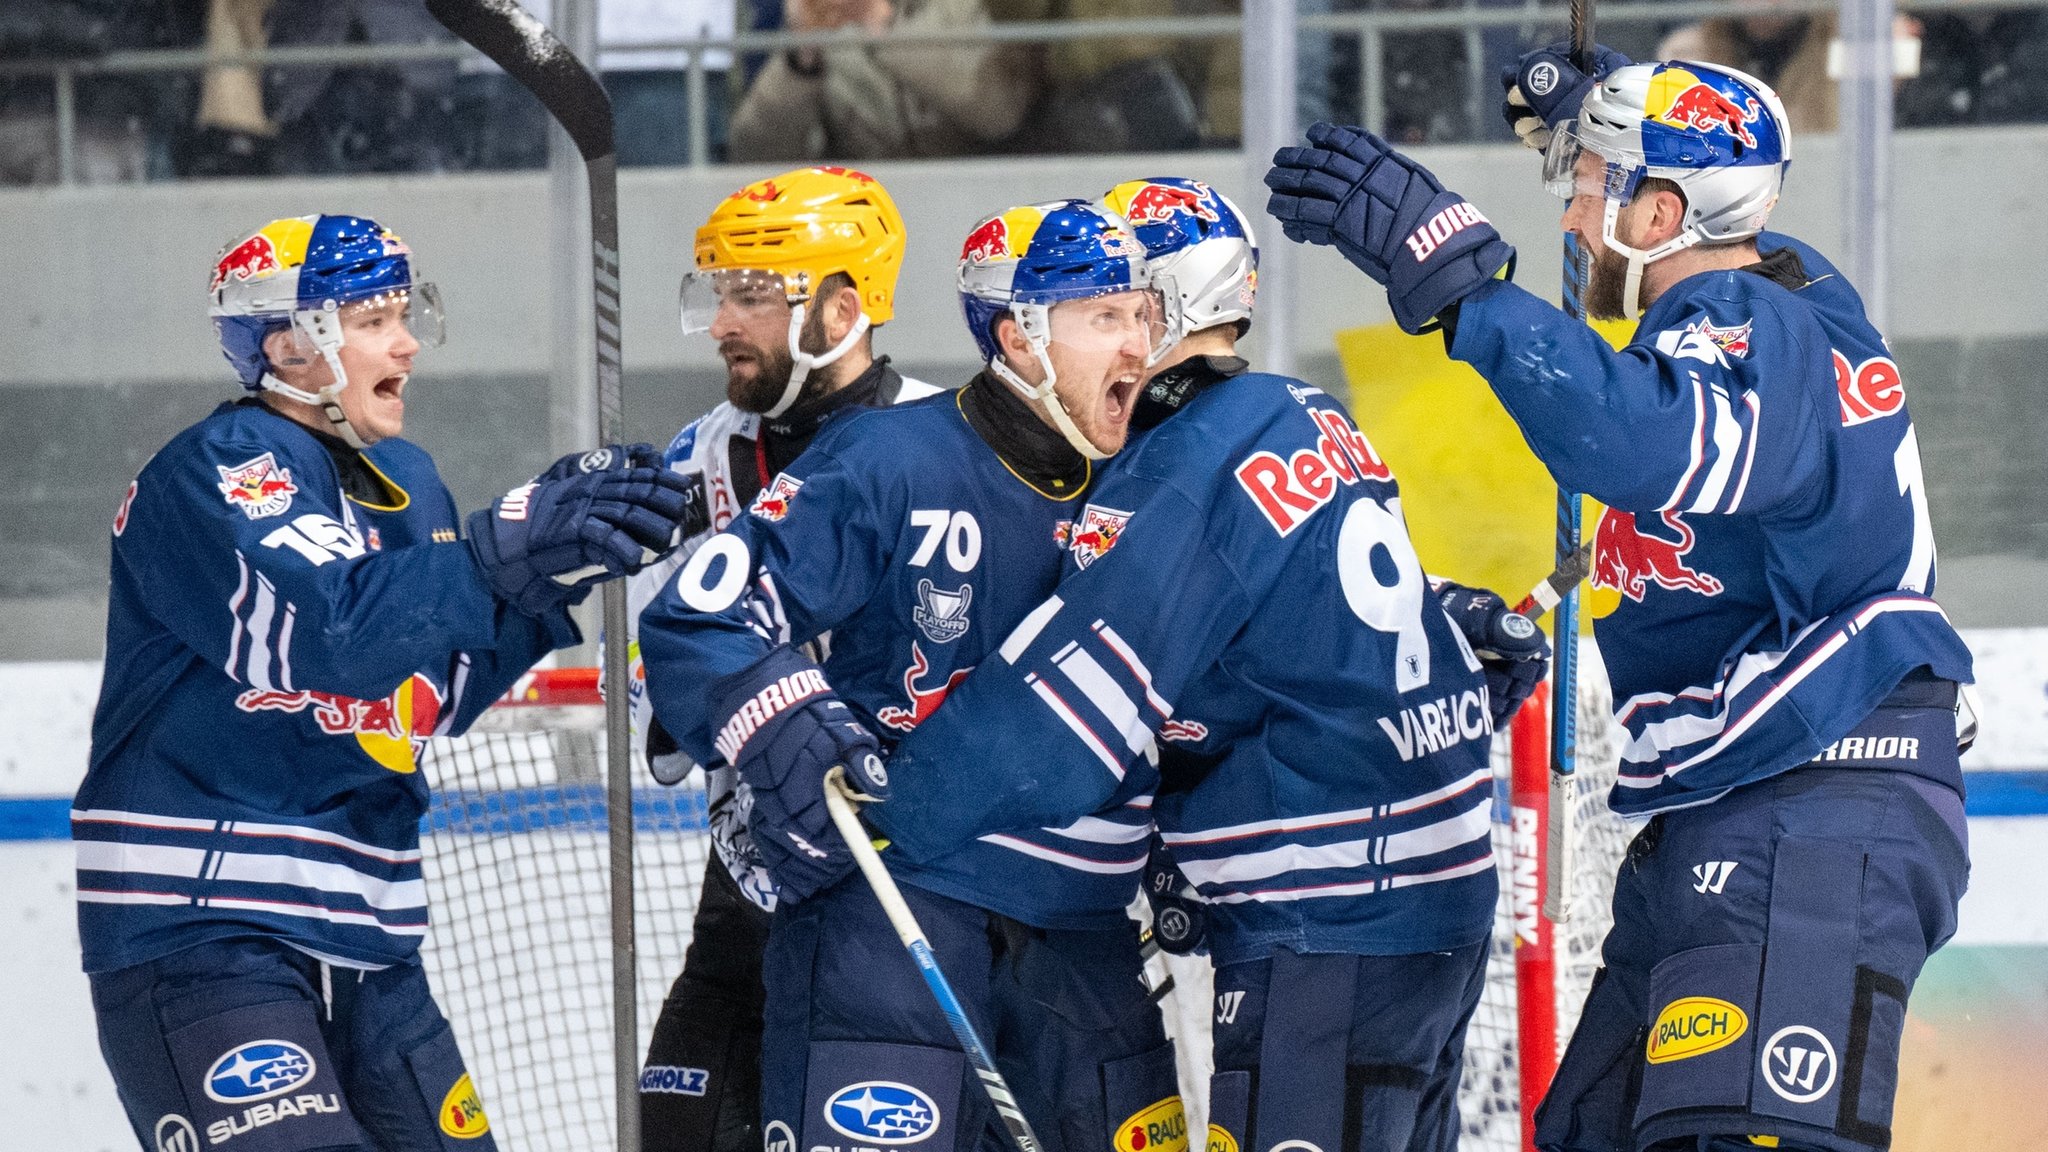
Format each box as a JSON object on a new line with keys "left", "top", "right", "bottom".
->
{"left": 373, "top": 374, "right": 408, "bottom": 402}
{"left": 1104, "top": 371, "right": 1142, "bottom": 424}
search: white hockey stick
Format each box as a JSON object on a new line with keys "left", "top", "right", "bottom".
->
{"left": 823, "top": 768, "right": 1044, "bottom": 1152}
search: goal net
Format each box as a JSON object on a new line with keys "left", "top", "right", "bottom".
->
{"left": 419, "top": 654, "right": 1633, "bottom": 1151}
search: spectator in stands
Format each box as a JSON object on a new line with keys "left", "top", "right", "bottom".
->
{"left": 188, "top": 0, "right": 275, "bottom": 176}
{"left": 259, "top": 0, "right": 462, "bottom": 174}
{"left": 1898, "top": 7, "right": 2048, "bottom": 126}
{"left": 1005, "top": 0, "right": 1206, "bottom": 153}
{"left": 727, "top": 0, "right": 1042, "bottom": 161}
{"left": 1657, "top": 15, "right": 1842, "bottom": 132}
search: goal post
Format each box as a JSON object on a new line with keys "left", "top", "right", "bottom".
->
{"left": 418, "top": 661, "right": 1632, "bottom": 1151}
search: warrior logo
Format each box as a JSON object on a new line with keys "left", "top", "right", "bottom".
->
{"left": 1591, "top": 509, "right": 1724, "bottom": 602}
{"left": 216, "top": 453, "right": 298, "bottom": 519}
{"left": 1070, "top": 504, "right": 1132, "bottom": 570}
{"left": 875, "top": 642, "right": 972, "bottom": 733}
{"left": 1761, "top": 1026, "right": 1838, "bottom": 1104}
{"left": 750, "top": 472, "right": 803, "bottom": 522}
{"left": 912, "top": 579, "right": 974, "bottom": 645}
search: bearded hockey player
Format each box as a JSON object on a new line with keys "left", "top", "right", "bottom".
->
{"left": 870, "top": 177, "right": 1548, "bottom": 1152}
{"left": 75, "top": 213, "right": 693, "bottom": 1152}
{"left": 638, "top": 201, "right": 1183, "bottom": 1152}
{"left": 626, "top": 166, "right": 938, "bottom": 1152}
{"left": 1265, "top": 55, "right": 1975, "bottom": 1152}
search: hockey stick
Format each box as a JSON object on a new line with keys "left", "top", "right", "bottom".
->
{"left": 1514, "top": 542, "right": 1593, "bottom": 621}
{"left": 419, "top": 3, "right": 635, "bottom": 1148}
{"left": 825, "top": 768, "right": 1046, "bottom": 1152}
{"left": 1544, "top": 0, "right": 1599, "bottom": 925}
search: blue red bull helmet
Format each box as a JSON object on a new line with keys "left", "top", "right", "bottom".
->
{"left": 1101, "top": 176, "right": 1258, "bottom": 337}
{"left": 1543, "top": 61, "right": 1791, "bottom": 317}
{"left": 208, "top": 214, "right": 443, "bottom": 446}
{"left": 956, "top": 200, "right": 1170, "bottom": 459}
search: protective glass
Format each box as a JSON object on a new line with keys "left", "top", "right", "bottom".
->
{"left": 333, "top": 283, "right": 446, "bottom": 348}
{"left": 1543, "top": 125, "right": 1641, "bottom": 204}
{"left": 680, "top": 268, "right": 794, "bottom": 335}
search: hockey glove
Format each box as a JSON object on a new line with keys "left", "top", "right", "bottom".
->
{"left": 1436, "top": 580, "right": 1551, "bottom": 728}
{"left": 466, "top": 464, "right": 695, "bottom": 616}
{"left": 535, "top": 442, "right": 662, "bottom": 481}
{"left": 1144, "top": 834, "right": 1207, "bottom": 956}
{"left": 1265, "top": 123, "right": 1516, "bottom": 334}
{"left": 1501, "top": 42, "right": 1632, "bottom": 151}
{"left": 711, "top": 646, "right": 891, "bottom": 905}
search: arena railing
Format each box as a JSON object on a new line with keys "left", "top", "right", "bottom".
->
{"left": 1, "top": 0, "right": 2036, "bottom": 185}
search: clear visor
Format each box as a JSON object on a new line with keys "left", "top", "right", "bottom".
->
{"left": 1543, "top": 125, "right": 1643, "bottom": 204}
{"left": 289, "top": 284, "right": 444, "bottom": 357}
{"left": 680, "top": 267, "right": 796, "bottom": 335}
{"left": 1040, "top": 283, "right": 1171, "bottom": 361}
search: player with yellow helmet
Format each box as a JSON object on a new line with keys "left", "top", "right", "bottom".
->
{"left": 629, "top": 166, "right": 938, "bottom": 1152}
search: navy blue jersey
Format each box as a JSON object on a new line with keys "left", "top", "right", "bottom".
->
{"left": 875, "top": 374, "right": 1498, "bottom": 963}
{"left": 76, "top": 402, "right": 576, "bottom": 973}
{"left": 638, "top": 392, "right": 1154, "bottom": 932}
{"left": 1450, "top": 232, "right": 1973, "bottom": 815}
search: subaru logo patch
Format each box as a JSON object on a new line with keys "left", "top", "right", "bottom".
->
{"left": 824, "top": 1081, "right": 942, "bottom": 1143}
{"left": 203, "top": 1040, "right": 317, "bottom": 1103}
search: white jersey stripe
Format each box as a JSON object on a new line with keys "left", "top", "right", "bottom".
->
{"left": 1378, "top": 802, "right": 1492, "bottom": 864}
{"left": 1000, "top": 595, "right": 1064, "bottom": 664}
{"left": 225, "top": 552, "right": 251, "bottom": 681}
{"left": 1205, "top": 850, "right": 1492, "bottom": 903}
{"left": 1041, "top": 813, "right": 1153, "bottom": 845}
{"left": 75, "top": 840, "right": 208, "bottom": 878}
{"left": 77, "top": 889, "right": 192, "bottom": 907}
{"left": 1177, "top": 802, "right": 1488, "bottom": 887}
{"left": 1689, "top": 384, "right": 1742, "bottom": 513}
{"left": 1026, "top": 675, "right": 1125, "bottom": 780}
{"left": 244, "top": 573, "right": 278, "bottom": 691}
{"left": 208, "top": 852, "right": 428, "bottom": 910}
{"left": 1054, "top": 645, "right": 1157, "bottom": 762}
{"left": 1091, "top": 621, "right": 1171, "bottom": 718}
{"left": 223, "top": 819, "right": 424, "bottom": 863}
{"left": 200, "top": 896, "right": 428, "bottom": 935}
{"left": 1725, "top": 392, "right": 1762, "bottom": 513}
{"left": 72, "top": 809, "right": 218, "bottom": 833}
{"left": 978, "top": 833, "right": 1148, "bottom": 874}
{"left": 1160, "top": 767, "right": 1490, "bottom": 847}
{"left": 1661, "top": 376, "right": 1711, "bottom": 511}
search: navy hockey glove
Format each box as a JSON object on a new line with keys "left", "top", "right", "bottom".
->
{"left": 1436, "top": 580, "right": 1551, "bottom": 727}
{"left": 466, "top": 465, "right": 694, "bottom": 616}
{"left": 1501, "top": 42, "right": 1632, "bottom": 150}
{"left": 711, "top": 646, "right": 891, "bottom": 905}
{"left": 535, "top": 442, "right": 662, "bottom": 481}
{"left": 1265, "top": 123, "right": 1516, "bottom": 334}
{"left": 1144, "top": 834, "right": 1207, "bottom": 956}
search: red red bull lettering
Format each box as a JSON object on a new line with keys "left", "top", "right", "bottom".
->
{"left": 211, "top": 234, "right": 283, "bottom": 292}
{"left": 876, "top": 643, "right": 973, "bottom": 733}
{"left": 1233, "top": 407, "right": 1393, "bottom": 537}
{"left": 1834, "top": 349, "right": 1905, "bottom": 426}
{"left": 233, "top": 675, "right": 442, "bottom": 742}
{"left": 1122, "top": 184, "right": 1219, "bottom": 225}
{"left": 1592, "top": 509, "right": 1724, "bottom": 601}
{"left": 1661, "top": 84, "right": 1761, "bottom": 148}
{"left": 961, "top": 217, "right": 1011, "bottom": 264}
{"left": 749, "top": 473, "right": 803, "bottom": 523}
{"left": 1070, "top": 504, "right": 1131, "bottom": 570}
{"left": 216, "top": 454, "right": 298, "bottom": 519}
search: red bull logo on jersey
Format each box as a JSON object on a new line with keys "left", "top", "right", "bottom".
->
{"left": 1120, "top": 183, "right": 1220, "bottom": 226}
{"left": 1160, "top": 719, "right": 1209, "bottom": 744}
{"left": 1651, "top": 69, "right": 1762, "bottom": 148}
{"left": 1694, "top": 318, "right": 1752, "bottom": 359}
{"left": 876, "top": 642, "right": 972, "bottom": 733}
{"left": 1070, "top": 504, "right": 1131, "bottom": 569}
{"left": 216, "top": 453, "right": 298, "bottom": 519}
{"left": 1234, "top": 406, "right": 1393, "bottom": 537}
{"left": 1592, "top": 509, "right": 1724, "bottom": 603}
{"left": 1834, "top": 349, "right": 1905, "bottom": 426}
{"left": 749, "top": 472, "right": 803, "bottom": 522}
{"left": 210, "top": 233, "right": 283, "bottom": 292}
{"left": 234, "top": 674, "right": 444, "bottom": 773}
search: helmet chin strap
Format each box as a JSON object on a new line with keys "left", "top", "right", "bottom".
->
{"left": 261, "top": 310, "right": 369, "bottom": 448}
{"left": 1601, "top": 198, "right": 1705, "bottom": 321}
{"left": 764, "top": 303, "right": 871, "bottom": 419}
{"left": 988, "top": 305, "right": 1110, "bottom": 461}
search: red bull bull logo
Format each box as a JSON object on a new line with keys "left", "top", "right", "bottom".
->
{"left": 1657, "top": 79, "right": 1761, "bottom": 148}
{"left": 1070, "top": 503, "right": 1131, "bottom": 570}
{"left": 1121, "top": 183, "right": 1220, "bottom": 226}
{"left": 215, "top": 453, "right": 298, "bottom": 520}
{"left": 961, "top": 216, "right": 1011, "bottom": 264}
{"left": 211, "top": 234, "right": 283, "bottom": 293}
{"left": 733, "top": 180, "right": 782, "bottom": 203}
{"left": 875, "top": 643, "right": 972, "bottom": 733}
{"left": 1592, "top": 509, "right": 1724, "bottom": 602}
{"left": 749, "top": 472, "right": 803, "bottom": 522}
{"left": 235, "top": 674, "right": 443, "bottom": 772}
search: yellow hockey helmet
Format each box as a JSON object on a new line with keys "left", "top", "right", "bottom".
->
{"left": 693, "top": 166, "right": 906, "bottom": 324}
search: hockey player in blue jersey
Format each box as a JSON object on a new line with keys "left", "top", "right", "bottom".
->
{"left": 638, "top": 201, "right": 1183, "bottom": 1152}
{"left": 76, "top": 213, "right": 693, "bottom": 1152}
{"left": 1265, "top": 55, "right": 1975, "bottom": 1152}
{"left": 628, "top": 166, "right": 940, "bottom": 1152}
{"left": 868, "top": 176, "right": 1550, "bottom": 1152}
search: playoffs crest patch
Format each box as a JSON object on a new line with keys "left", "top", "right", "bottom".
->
{"left": 912, "top": 579, "right": 973, "bottom": 645}
{"left": 217, "top": 453, "right": 298, "bottom": 519}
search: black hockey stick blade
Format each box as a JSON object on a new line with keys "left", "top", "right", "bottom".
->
{"left": 424, "top": 0, "right": 614, "bottom": 161}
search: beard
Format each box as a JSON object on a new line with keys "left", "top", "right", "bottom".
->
{"left": 722, "top": 337, "right": 797, "bottom": 413}
{"left": 1582, "top": 242, "right": 1634, "bottom": 322}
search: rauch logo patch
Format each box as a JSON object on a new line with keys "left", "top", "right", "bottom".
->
{"left": 1114, "top": 1097, "right": 1188, "bottom": 1152}
{"left": 438, "top": 1073, "right": 490, "bottom": 1139}
{"left": 1646, "top": 996, "right": 1748, "bottom": 1064}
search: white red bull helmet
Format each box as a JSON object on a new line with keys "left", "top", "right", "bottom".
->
{"left": 1102, "top": 177, "right": 1258, "bottom": 337}
{"left": 208, "top": 214, "right": 444, "bottom": 447}
{"left": 1543, "top": 61, "right": 1792, "bottom": 318}
{"left": 956, "top": 200, "right": 1169, "bottom": 460}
